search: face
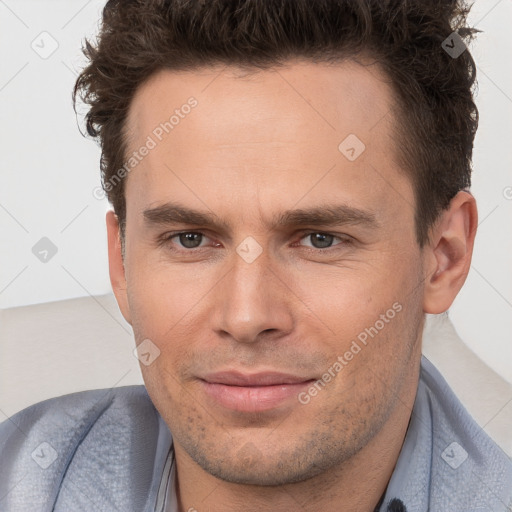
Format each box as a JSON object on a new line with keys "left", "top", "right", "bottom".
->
{"left": 111, "top": 59, "right": 428, "bottom": 485}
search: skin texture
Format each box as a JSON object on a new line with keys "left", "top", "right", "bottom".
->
{"left": 106, "top": 59, "right": 477, "bottom": 511}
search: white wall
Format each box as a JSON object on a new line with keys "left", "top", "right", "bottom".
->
{"left": 0, "top": 0, "right": 111, "bottom": 308}
{"left": 1, "top": 1, "right": 511, "bottom": 383}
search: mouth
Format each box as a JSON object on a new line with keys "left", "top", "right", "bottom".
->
{"left": 199, "top": 371, "right": 316, "bottom": 412}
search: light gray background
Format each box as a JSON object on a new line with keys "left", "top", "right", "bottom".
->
{"left": 1, "top": 0, "right": 511, "bottom": 383}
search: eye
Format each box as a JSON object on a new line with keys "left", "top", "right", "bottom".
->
{"left": 297, "top": 232, "right": 349, "bottom": 250}
{"left": 163, "top": 231, "right": 211, "bottom": 250}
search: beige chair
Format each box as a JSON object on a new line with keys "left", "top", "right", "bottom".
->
{"left": 1, "top": 295, "right": 510, "bottom": 458}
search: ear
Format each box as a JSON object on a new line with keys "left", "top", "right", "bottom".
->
{"left": 423, "top": 190, "right": 478, "bottom": 314}
{"left": 106, "top": 210, "right": 132, "bottom": 325}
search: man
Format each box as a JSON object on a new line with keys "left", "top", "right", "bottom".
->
{"left": 1, "top": 0, "right": 511, "bottom": 510}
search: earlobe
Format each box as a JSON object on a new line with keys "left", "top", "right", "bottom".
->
{"left": 423, "top": 191, "right": 478, "bottom": 314}
{"left": 106, "top": 210, "right": 132, "bottom": 325}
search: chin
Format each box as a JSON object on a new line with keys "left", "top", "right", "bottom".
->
{"left": 199, "top": 459, "right": 324, "bottom": 487}
{"left": 182, "top": 435, "right": 350, "bottom": 487}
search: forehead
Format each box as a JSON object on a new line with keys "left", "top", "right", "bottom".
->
{"left": 123, "top": 59, "right": 412, "bottom": 228}
{"left": 127, "top": 58, "right": 395, "bottom": 144}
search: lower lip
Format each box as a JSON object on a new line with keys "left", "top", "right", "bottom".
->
{"left": 201, "top": 380, "right": 313, "bottom": 412}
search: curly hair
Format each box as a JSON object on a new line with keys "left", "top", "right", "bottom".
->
{"left": 74, "top": 0, "right": 479, "bottom": 247}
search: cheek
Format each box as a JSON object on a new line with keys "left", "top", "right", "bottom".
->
{"left": 298, "top": 293, "right": 423, "bottom": 440}
{"left": 292, "top": 256, "right": 423, "bottom": 385}
{"left": 286, "top": 261, "right": 404, "bottom": 336}
{"left": 125, "top": 277, "right": 187, "bottom": 396}
{"left": 126, "top": 253, "right": 212, "bottom": 336}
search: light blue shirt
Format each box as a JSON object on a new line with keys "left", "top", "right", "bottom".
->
{"left": 1, "top": 356, "right": 511, "bottom": 511}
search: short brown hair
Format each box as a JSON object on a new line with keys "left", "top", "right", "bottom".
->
{"left": 74, "top": 0, "right": 478, "bottom": 247}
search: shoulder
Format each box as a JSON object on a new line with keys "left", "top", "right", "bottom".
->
{"left": 420, "top": 356, "right": 512, "bottom": 509}
{"left": 0, "top": 386, "right": 163, "bottom": 511}
{"left": 383, "top": 356, "right": 512, "bottom": 509}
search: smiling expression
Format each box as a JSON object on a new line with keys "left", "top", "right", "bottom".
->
{"left": 109, "top": 59, "right": 427, "bottom": 485}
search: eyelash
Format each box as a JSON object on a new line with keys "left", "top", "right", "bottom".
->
{"left": 158, "top": 230, "right": 352, "bottom": 253}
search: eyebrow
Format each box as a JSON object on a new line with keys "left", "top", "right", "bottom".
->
{"left": 142, "top": 202, "right": 379, "bottom": 231}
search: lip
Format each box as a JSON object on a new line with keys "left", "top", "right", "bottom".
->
{"left": 200, "top": 371, "right": 315, "bottom": 412}
{"left": 202, "top": 371, "right": 313, "bottom": 386}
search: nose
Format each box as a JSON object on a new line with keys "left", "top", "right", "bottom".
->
{"left": 213, "top": 245, "right": 294, "bottom": 344}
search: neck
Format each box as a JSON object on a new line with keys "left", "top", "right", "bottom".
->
{"left": 173, "top": 360, "right": 420, "bottom": 512}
